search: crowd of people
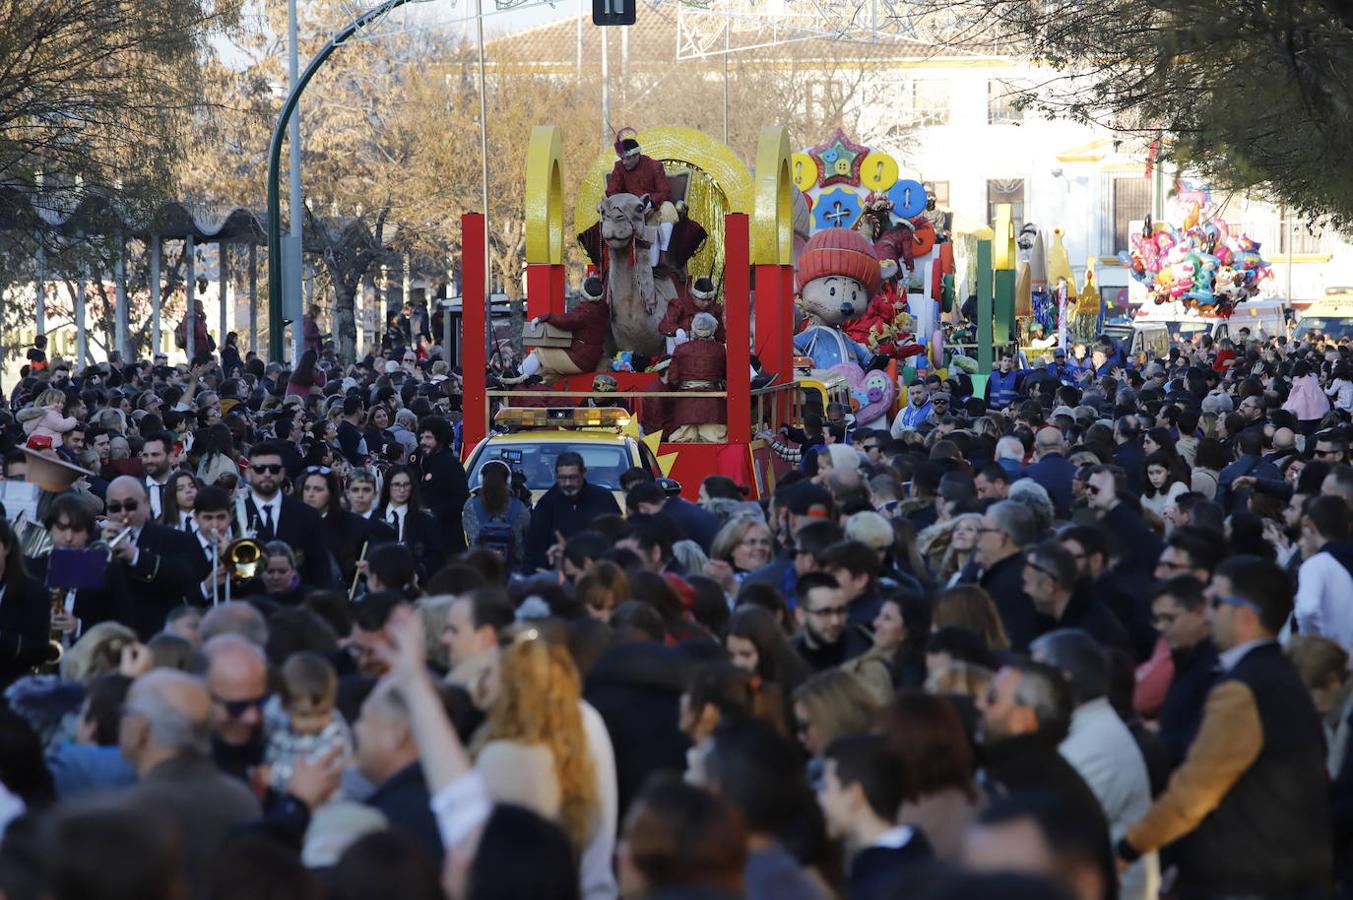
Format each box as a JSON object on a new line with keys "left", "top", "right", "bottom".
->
{"left": 0, "top": 316, "right": 1349, "bottom": 900}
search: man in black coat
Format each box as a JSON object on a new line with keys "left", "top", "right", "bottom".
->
{"left": 415, "top": 416, "right": 469, "bottom": 557}
{"left": 523, "top": 451, "right": 621, "bottom": 572}
{"left": 101, "top": 476, "right": 210, "bottom": 640}
{"left": 1024, "top": 541, "right": 1130, "bottom": 653}
{"left": 1148, "top": 576, "right": 1217, "bottom": 767}
{"left": 240, "top": 443, "right": 335, "bottom": 590}
{"left": 975, "top": 501, "right": 1044, "bottom": 652}
{"left": 29, "top": 493, "right": 119, "bottom": 643}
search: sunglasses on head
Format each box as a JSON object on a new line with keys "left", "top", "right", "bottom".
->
{"left": 251, "top": 464, "right": 284, "bottom": 474}
{"left": 105, "top": 500, "right": 139, "bottom": 514}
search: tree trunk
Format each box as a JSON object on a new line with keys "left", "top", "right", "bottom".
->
{"left": 331, "top": 265, "right": 358, "bottom": 366}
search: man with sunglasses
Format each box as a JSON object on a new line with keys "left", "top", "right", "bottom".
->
{"left": 1021, "top": 541, "right": 1129, "bottom": 653}
{"left": 102, "top": 475, "right": 209, "bottom": 640}
{"left": 242, "top": 442, "right": 335, "bottom": 589}
{"left": 1117, "top": 557, "right": 1332, "bottom": 898}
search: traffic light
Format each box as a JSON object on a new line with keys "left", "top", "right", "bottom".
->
{"left": 593, "top": 0, "right": 635, "bottom": 26}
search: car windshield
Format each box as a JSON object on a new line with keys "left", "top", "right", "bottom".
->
{"left": 467, "top": 442, "right": 632, "bottom": 492}
{"left": 1296, "top": 317, "right": 1353, "bottom": 340}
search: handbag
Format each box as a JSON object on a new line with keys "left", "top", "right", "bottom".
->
{"left": 522, "top": 319, "right": 573, "bottom": 349}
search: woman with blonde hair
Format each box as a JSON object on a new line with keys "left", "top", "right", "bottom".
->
{"left": 931, "top": 585, "right": 1010, "bottom": 653}
{"left": 62, "top": 622, "right": 138, "bottom": 684}
{"left": 473, "top": 633, "right": 600, "bottom": 853}
{"left": 790, "top": 669, "right": 879, "bottom": 760}
{"left": 575, "top": 561, "right": 629, "bottom": 622}
{"left": 703, "top": 516, "right": 773, "bottom": 594}
{"left": 917, "top": 513, "right": 982, "bottom": 586}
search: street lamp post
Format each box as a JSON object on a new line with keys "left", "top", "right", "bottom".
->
{"left": 266, "top": 0, "right": 417, "bottom": 362}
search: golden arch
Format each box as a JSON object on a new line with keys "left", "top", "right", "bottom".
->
{"left": 575, "top": 127, "right": 752, "bottom": 278}
{"left": 751, "top": 125, "right": 793, "bottom": 266}
{"left": 525, "top": 125, "right": 564, "bottom": 265}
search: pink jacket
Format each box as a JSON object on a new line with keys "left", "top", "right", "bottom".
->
{"left": 22, "top": 404, "right": 77, "bottom": 448}
{"left": 1283, "top": 373, "right": 1330, "bottom": 422}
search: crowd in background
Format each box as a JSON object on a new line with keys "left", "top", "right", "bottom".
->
{"left": 0, "top": 317, "right": 1349, "bottom": 900}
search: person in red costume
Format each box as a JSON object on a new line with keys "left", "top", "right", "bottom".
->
{"left": 658, "top": 276, "right": 725, "bottom": 353}
{"left": 501, "top": 277, "right": 611, "bottom": 385}
{"left": 607, "top": 135, "right": 677, "bottom": 267}
{"left": 664, "top": 312, "right": 726, "bottom": 442}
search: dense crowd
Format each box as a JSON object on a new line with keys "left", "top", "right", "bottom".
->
{"left": 0, "top": 314, "right": 1350, "bottom": 900}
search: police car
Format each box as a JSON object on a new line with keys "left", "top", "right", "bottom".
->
{"left": 462, "top": 407, "right": 664, "bottom": 507}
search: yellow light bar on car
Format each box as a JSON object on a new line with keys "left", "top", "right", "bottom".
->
{"left": 493, "top": 407, "right": 631, "bottom": 432}
{"left": 793, "top": 355, "right": 816, "bottom": 369}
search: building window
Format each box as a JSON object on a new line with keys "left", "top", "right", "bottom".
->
{"left": 1279, "top": 212, "right": 1325, "bottom": 255}
{"left": 911, "top": 80, "right": 950, "bottom": 127}
{"left": 924, "top": 180, "right": 950, "bottom": 207}
{"left": 987, "top": 178, "right": 1025, "bottom": 228}
{"left": 988, "top": 80, "right": 1025, "bottom": 125}
{"left": 1111, "top": 175, "right": 1152, "bottom": 255}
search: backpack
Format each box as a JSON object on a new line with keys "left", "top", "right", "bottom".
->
{"left": 472, "top": 495, "right": 523, "bottom": 560}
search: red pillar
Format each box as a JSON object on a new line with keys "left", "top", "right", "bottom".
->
{"left": 726, "top": 214, "right": 751, "bottom": 442}
{"left": 754, "top": 263, "right": 795, "bottom": 424}
{"left": 461, "top": 213, "right": 487, "bottom": 458}
{"left": 526, "top": 264, "right": 565, "bottom": 319}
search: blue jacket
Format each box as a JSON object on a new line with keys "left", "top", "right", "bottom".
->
{"left": 986, "top": 370, "right": 1023, "bottom": 410}
{"left": 1022, "top": 452, "right": 1078, "bottom": 518}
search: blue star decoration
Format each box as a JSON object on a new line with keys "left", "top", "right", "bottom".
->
{"left": 812, "top": 187, "right": 862, "bottom": 230}
{"left": 809, "top": 129, "right": 869, "bottom": 188}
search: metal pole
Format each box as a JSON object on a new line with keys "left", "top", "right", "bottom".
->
{"left": 475, "top": 0, "right": 491, "bottom": 302}
{"left": 219, "top": 242, "right": 230, "bottom": 354}
{"left": 115, "top": 239, "right": 128, "bottom": 359}
{"left": 248, "top": 243, "right": 258, "bottom": 355}
{"left": 288, "top": 0, "right": 304, "bottom": 366}
{"left": 150, "top": 236, "right": 161, "bottom": 354}
{"left": 575, "top": 0, "right": 582, "bottom": 84}
{"left": 186, "top": 235, "right": 196, "bottom": 361}
{"left": 266, "top": 0, "right": 415, "bottom": 362}
{"left": 723, "top": 0, "right": 730, "bottom": 145}
{"left": 75, "top": 269, "right": 87, "bottom": 366}
{"left": 601, "top": 26, "right": 610, "bottom": 148}
{"left": 35, "top": 245, "right": 46, "bottom": 337}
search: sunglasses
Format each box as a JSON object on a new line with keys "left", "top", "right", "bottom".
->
{"left": 214, "top": 693, "right": 270, "bottom": 718}
{"left": 1211, "top": 595, "right": 1262, "bottom": 614}
{"left": 105, "top": 500, "right": 139, "bottom": 514}
{"left": 1085, "top": 484, "right": 1102, "bottom": 496}
{"left": 251, "top": 464, "right": 284, "bottom": 474}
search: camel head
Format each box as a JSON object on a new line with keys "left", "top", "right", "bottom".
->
{"left": 598, "top": 193, "right": 650, "bottom": 250}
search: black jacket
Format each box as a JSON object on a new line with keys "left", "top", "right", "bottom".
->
{"left": 662, "top": 497, "right": 720, "bottom": 554}
{"left": 1175, "top": 642, "right": 1332, "bottom": 895}
{"left": 791, "top": 623, "right": 873, "bottom": 672}
{"left": 1052, "top": 587, "right": 1131, "bottom": 653}
{"left": 1159, "top": 639, "right": 1218, "bottom": 768}
{"left": 374, "top": 506, "right": 444, "bottom": 577}
{"left": 109, "top": 522, "right": 212, "bottom": 640}
{"left": 848, "top": 831, "right": 935, "bottom": 900}
{"left": 979, "top": 553, "right": 1043, "bottom": 653}
{"left": 1113, "top": 439, "right": 1146, "bottom": 496}
{"left": 524, "top": 482, "right": 621, "bottom": 571}
{"left": 418, "top": 449, "right": 470, "bottom": 556}
{"left": 243, "top": 496, "right": 335, "bottom": 590}
{"left": 366, "top": 762, "right": 443, "bottom": 865}
{"left": 0, "top": 576, "right": 54, "bottom": 687}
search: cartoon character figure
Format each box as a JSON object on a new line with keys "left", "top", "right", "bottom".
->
{"left": 830, "top": 363, "right": 897, "bottom": 427}
{"left": 793, "top": 228, "right": 883, "bottom": 371}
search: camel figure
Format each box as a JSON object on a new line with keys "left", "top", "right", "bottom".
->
{"left": 597, "top": 193, "right": 677, "bottom": 358}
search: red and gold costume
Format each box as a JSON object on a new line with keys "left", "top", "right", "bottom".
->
{"left": 665, "top": 337, "right": 727, "bottom": 443}
{"left": 606, "top": 155, "right": 672, "bottom": 207}
{"left": 658, "top": 291, "right": 725, "bottom": 341}
{"left": 537, "top": 299, "right": 611, "bottom": 375}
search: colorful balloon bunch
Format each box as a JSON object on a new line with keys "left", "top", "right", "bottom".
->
{"left": 1119, "top": 219, "right": 1272, "bottom": 315}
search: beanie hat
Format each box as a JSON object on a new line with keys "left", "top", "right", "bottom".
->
{"left": 690, "top": 277, "right": 716, "bottom": 301}
{"left": 581, "top": 277, "right": 605, "bottom": 302}
{"left": 797, "top": 228, "right": 881, "bottom": 297}
{"left": 690, "top": 312, "right": 719, "bottom": 339}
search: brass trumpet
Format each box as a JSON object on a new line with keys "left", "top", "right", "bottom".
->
{"left": 225, "top": 538, "right": 265, "bottom": 580}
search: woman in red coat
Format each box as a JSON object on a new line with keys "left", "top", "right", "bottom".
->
{"left": 665, "top": 312, "right": 727, "bottom": 443}
{"left": 502, "top": 277, "right": 611, "bottom": 384}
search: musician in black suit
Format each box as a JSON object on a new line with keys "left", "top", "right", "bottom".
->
{"left": 297, "top": 467, "right": 384, "bottom": 586}
{"left": 415, "top": 416, "right": 469, "bottom": 556}
{"left": 240, "top": 442, "right": 335, "bottom": 589}
{"left": 376, "top": 464, "right": 445, "bottom": 577}
{"left": 28, "top": 493, "right": 117, "bottom": 643}
{"left": 0, "top": 518, "right": 53, "bottom": 687}
{"left": 102, "top": 476, "right": 211, "bottom": 641}
{"left": 186, "top": 485, "right": 263, "bottom": 605}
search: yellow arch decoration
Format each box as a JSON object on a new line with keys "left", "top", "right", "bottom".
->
{"left": 751, "top": 125, "right": 793, "bottom": 266}
{"left": 525, "top": 125, "right": 564, "bottom": 265}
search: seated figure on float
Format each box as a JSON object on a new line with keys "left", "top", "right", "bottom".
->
{"left": 663, "top": 312, "right": 726, "bottom": 443}
{"left": 607, "top": 133, "right": 678, "bottom": 268}
{"left": 501, "top": 277, "right": 610, "bottom": 385}
{"left": 658, "top": 276, "right": 725, "bottom": 353}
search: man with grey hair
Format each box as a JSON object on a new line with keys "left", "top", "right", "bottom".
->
{"left": 120, "top": 669, "right": 261, "bottom": 892}
{"left": 977, "top": 500, "right": 1041, "bottom": 651}
{"left": 1031, "top": 630, "right": 1159, "bottom": 900}
{"left": 1024, "top": 541, "right": 1129, "bottom": 651}
{"left": 1022, "top": 427, "right": 1076, "bottom": 518}
{"left": 199, "top": 601, "right": 268, "bottom": 647}
{"left": 975, "top": 658, "right": 1109, "bottom": 847}
{"left": 994, "top": 435, "right": 1026, "bottom": 479}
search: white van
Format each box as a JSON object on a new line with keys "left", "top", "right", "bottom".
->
{"left": 1129, "top": 299, "right": 1289, "bottom": 358}
{"left": 1296, "top": 291, "right": 1353, "bottom": 341}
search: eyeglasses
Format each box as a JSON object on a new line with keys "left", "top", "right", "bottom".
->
{"left": 807, "top": 605, "right": 848, "bottom": 619}
{"left": 251, "top": 464, "right": 284, "bottom": 474}
{"left": 1210, "top": 595, "right": 1262, "bottom": 614}
{"left": 214, "top": 693, "right": 270, "bottom": 718}
{"left": 105, "top": 500, "right": 139, "bottom": 514}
